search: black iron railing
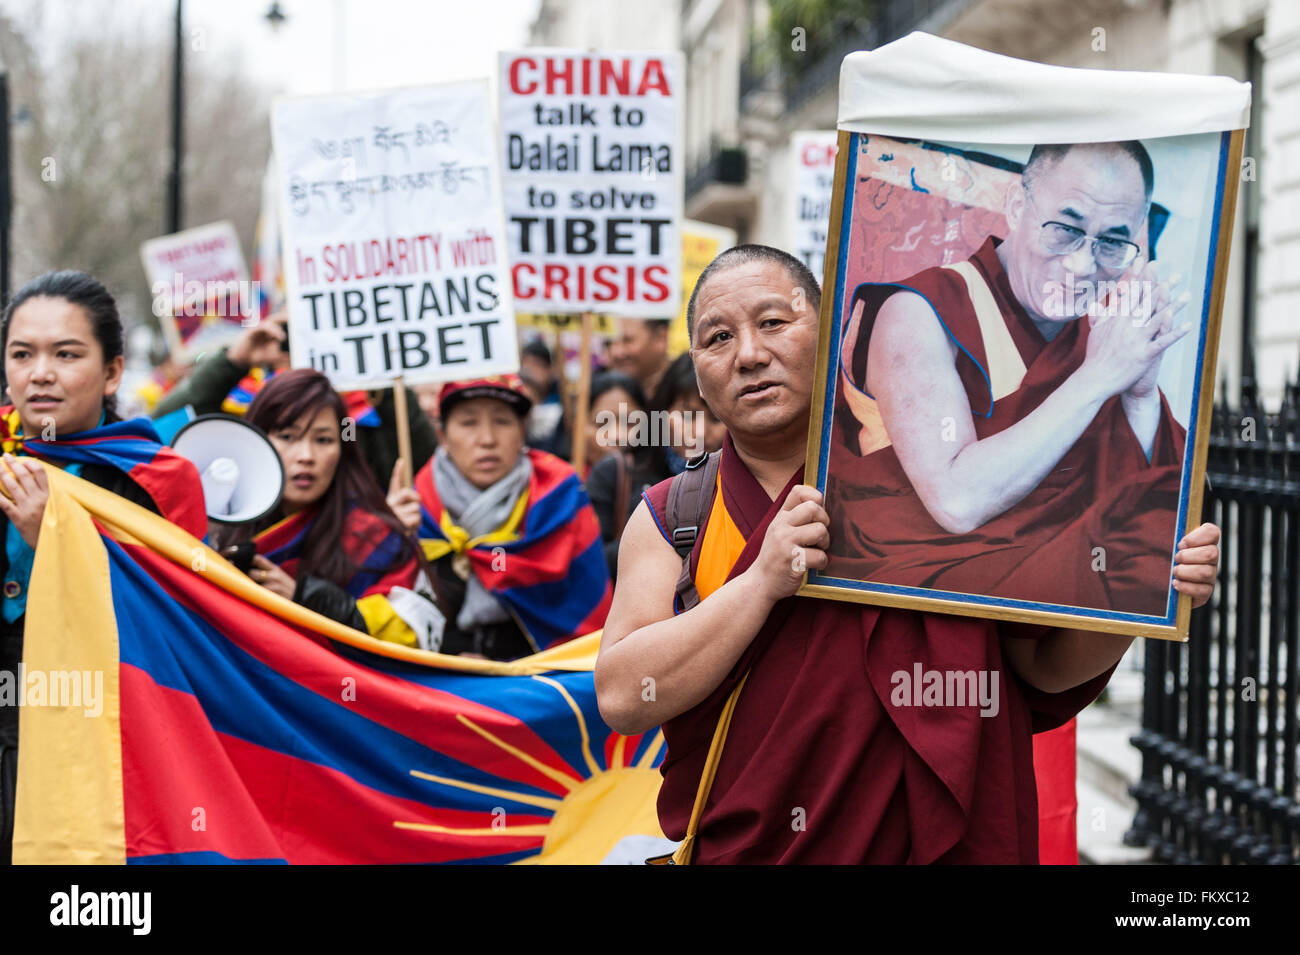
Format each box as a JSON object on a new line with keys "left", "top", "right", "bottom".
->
{"left": 1126, "top": 378, "right": 1300, "bottom": 863}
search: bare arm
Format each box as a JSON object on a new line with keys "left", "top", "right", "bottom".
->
{"left": 866, "top": 290, "right": 1189, "bottom": 534}
{"left": 1121, "top": 390, "right": 1161, "bottom": 462}
{"left": 594, "top": 504, "right": 776, "bottom": 735}
{"left": 868, "top": 292, "right": 1106, "bottom": 534}
{"left": 595, "top": 486, "right": 830, "bottom": 736}
{"left": 1000, "top": 627, "right": 1135, "bottom": 694}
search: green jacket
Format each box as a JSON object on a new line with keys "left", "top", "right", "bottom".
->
{"left": 152, "top": 348, "right": 437, "bottom": 487}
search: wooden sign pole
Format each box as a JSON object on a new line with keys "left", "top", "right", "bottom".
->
{"left": 392, "top": 375, "right": 413, "bottom": 488}
{"left": 553, "top": 321, "right": 569, "bottom": 431}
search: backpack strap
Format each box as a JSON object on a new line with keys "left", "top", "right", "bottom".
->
{"left": 663, "top": 450, "right": 721, "bottom": 613}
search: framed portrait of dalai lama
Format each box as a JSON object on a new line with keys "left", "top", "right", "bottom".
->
{"left": 802, "top": 35, "right": 1251, "bottom": 640}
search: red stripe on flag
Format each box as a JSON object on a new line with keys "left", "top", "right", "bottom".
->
{"left": 121, "top": 663, "right": 293, "bottom": 862}
{"left": 220, "top": 734, "right": 549, "bottom": 863}
{"left": 524, "top": 449, "right": 578, "bottom": 501}
{"left": 468, "top": 507, "right": 603, "bottom": 591}
{"left": 255, "top": 508, "right": 312, "bottom": 555}
{"left": 126, "top": 452, "right": 208, "bottom": 538}
{"left": 572, "top": 583, "right": 613, "bottom": 637}
{"left": 121, "top": 665, "right": 548, "bottom": 863}
{"left": 121, "top": 541, "right": 586, "bottom": 797}
{"left": 604, "top": 730, "right": 643, "bottom": 770}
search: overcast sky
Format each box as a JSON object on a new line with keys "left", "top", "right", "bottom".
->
{"left": 2, "top": 0, "right": 542, "bottom": 96}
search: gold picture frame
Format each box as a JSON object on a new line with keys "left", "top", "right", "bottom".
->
{"left": 800, "top": 128, "right": 1245, "bottom": 642}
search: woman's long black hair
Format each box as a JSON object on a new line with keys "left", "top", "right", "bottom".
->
{"left": 2, "top": 270, "right": 125, "bottom": 421}
{"left": 212, "top": 369, "right": 414, "bottom": 588}
{"left": 589, "top": 368, "right": 667, "bottom": 471}
{"left": 649, "top": 352, "right": 698, "bottom": 413}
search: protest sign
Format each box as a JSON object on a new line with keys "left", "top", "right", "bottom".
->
{"left": 790, "top": 131, "right": 837, "bottom": 281}
{"left": 499, "top": 51, "right": 683, "bottom": 318}
{"left": 517, "top": 311, "right": 618, "bottom": 337}
{"left": 271, "top": 80, "right": 516, "bottom": 390}
{"left": 141, "top": 221, "right": 252, "bottom": 361}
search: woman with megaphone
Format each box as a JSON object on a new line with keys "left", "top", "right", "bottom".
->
{"left": 212, "top": 368, "right": 443, "bottom": 649}
{"left": 0, "top": 270, "right": 208, "bottom": 865}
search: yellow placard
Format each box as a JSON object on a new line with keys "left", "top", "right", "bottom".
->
{"left": 670, "top": 220, "right": 737, "bottom": 355}
{"left": 516, "top": 312, "right": 618, "bottom": 337}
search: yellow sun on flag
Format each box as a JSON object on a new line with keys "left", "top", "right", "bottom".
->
{"left": 395, "top": 675, "right": 670, "bottom": 864}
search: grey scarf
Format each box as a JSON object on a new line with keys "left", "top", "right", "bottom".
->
{"left": 432, "top": 446, "right": 532, "bottom": 631}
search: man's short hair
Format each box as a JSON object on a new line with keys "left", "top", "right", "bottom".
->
{"left": 645, "top": 319, "right": 670, "bottom": 334}
{"left": 521, "top": 339, "right": 552, "bottom": 366}
{"left": 686, "top": 244, "right": 822, "bottom": 344}
{"left": 1022, "top": 141, "right": 1154, "bottom": 204}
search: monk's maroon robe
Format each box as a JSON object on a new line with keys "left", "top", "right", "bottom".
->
{"left": 827, "top": 237, "right": 1186, "bottom": 616}
{"left": 643, "top": 435, "right": 1114, "bottom": 864}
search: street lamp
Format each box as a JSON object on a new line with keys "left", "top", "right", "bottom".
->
{"left": 167, "top": 0, "right": 184, "bottom": 235}
{"left": 166, "top": 3, "right": 290, "bottom": 238}
{"left": 265, "top": 3, "right": 288, "bottom": 31}
{"left": 1, "top": 66, "right": 10, "bottom": 307}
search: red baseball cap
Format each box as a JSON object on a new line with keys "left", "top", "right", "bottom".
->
{"left": 437, "top": 374, "right": 533, "bottom": 419}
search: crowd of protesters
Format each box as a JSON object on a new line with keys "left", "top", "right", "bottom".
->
{"left": 2, "top": 268, "right": 723, "bottom": 661}
{"left": 0, "top": 266, "right": 730, "bottom": 860}
{"left": 0, "top": 249, "right": 1226, "bottom": 869}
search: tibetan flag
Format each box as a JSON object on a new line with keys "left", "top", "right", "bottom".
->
{"left": 12, "top": 464, "right": 667, "bottom": 864}
{"left": 254, "top": 503, "right": 415, "bottom": 599}
{"left": 342, "top": 389, "right": 383, "bottom": 428}
{"left": 253, "top": 156, "right": 286, "bottom": 322}
{"left": 0, "top": 407, "right": 207, "bottom": 539}
{"left": 415, "top": 448, "right": 613, "bottom": 652}
{"left": 220, "top": 366, "right": 273, "bottom": 416}
{"left": 1034, "top": 719, "right": 1079, "bottom": 865}
{"left": 221, "top": 368, "right": 380, "bottom": 428}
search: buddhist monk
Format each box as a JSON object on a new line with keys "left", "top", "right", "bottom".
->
{"left": 594, "top": 244, "right": 1220, "bottom": 864}
{"left": 830, "top": 141, "right": 1192, "bottom": 616}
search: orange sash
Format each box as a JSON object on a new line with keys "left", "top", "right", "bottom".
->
{"left": 692, "top": 470, "right": 747, "bottom": 601}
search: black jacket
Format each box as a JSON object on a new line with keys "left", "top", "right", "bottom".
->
{"left": 586, "top": 449, "right": 673, "bottom": 580}
{"left": 425, "top": 554, "right": 532, "bottom": 660}
{"left": 293, "top": 547, "right": 534, "bottom": 660}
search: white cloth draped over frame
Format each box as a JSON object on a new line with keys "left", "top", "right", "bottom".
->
{"left": 837, "top": 32, "right": 1251, "bottom": 143}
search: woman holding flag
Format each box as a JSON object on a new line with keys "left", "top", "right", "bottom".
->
{"left": 386, "top": 375, "right": 611, "bottom": 660}
{"left": 0, "top": 270, "right": 208, "bottom": 864}
{"left": 212, "top": 368, "right": 443, "bottom": 649}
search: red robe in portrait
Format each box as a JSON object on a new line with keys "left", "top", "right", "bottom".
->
{"left": 826, "top": 237, "right": 1187, "bottom": 617}
{"left": 642, "top": 434, "right": 1114, "bottom": 864}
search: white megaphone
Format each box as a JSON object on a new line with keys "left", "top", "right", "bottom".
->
{"left": 170, "top": 414, "right": 285, "bottom": 524}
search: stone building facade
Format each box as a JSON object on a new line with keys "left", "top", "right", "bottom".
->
{"left": 531, "top": 0, "right": 1298, "bottom": 406}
